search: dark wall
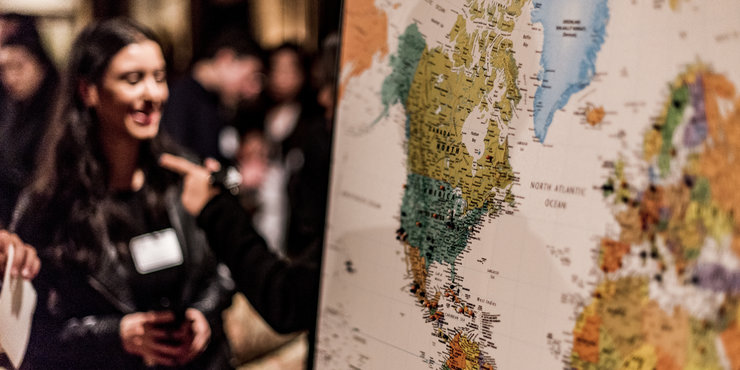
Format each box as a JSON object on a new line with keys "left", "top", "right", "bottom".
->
{"left": 190, "top": 0, "right": 254, "bottom": 61}
{"left": 318, "top": 0, "right": 341, "bottom": 42}
{"left": 92, "top": 0, "right": 130, "bottom": 19}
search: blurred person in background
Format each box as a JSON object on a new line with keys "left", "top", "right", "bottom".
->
{"left": 0, "top": 12, "right": 32, "bottom": 112}
{"left": 263, "top": 43, "right": 310, "bottom": 147}
{"left": 247, "top": 39, "right": 337, "bottom": 261}
{"left": 222, "top": 36, "right": 338, "bottom": 368}
{"left": 235, "top": 129, "right": 270, "bottom": 214}
{"left": 0, "top": 13, "right": 59, "bottom": 227}
{"left": 246, "top": 43, "right": 319, "bottom": 256}
{"left": 160, "top": 30, "right": 265, "bottom": 164}
{"left": 12, "top": 18, "right": 234, "bottom": 369}
{"left": 282, "top": 34, "right": 338, "bottom": 263}
{"left": 312, "top": 33, "right": 339, "bottom": 125}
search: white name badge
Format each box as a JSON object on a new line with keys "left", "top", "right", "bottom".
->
{"left": 129, "top": 228, "right": 184, "bottom": 274}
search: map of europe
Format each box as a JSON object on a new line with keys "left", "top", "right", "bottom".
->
{"left": 316, "top": 0, "right": 740, "bottom": 369}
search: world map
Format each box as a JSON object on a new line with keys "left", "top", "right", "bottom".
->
{"left": 316, "top": 0, "right": 740, "bottom": 369}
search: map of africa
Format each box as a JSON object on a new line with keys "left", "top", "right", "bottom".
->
{"left": 315, "top": 0, "right": 740, "bottom": 369}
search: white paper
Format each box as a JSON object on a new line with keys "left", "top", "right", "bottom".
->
{"left": 0, "top": 245, "right": 37, "bottom": 369}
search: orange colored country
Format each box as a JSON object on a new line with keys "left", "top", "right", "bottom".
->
{"left": 698, "top": 73, "right": 740, "bottom": 256}
{"left": 446, "top": 333, "right": 467, "bottom": 370}
{"left": 600, "top": 238, "right": 630, "bottom": 273}
{"left": 573, "top": 313, "right": 601, "bottom": 364}
{"left": 656, "top": 348, "right": 681, "bottom": 370}
{"left": 338, "top": 0, "right": 389, "bottom": 99}
{"left": 586, "top": 106, "right": 606, "bottom": 126}
{"left": 721, "top": 322, "right": 740, "bottom": 369}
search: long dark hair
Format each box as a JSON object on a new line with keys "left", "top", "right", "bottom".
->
{"left": 16, "top": 18, "right": 178, "bottom": 267}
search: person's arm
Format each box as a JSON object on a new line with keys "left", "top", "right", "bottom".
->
{"left": 159, "top": 154, "right": 319, "bottom": 333}
{"left": 0, "top": 229, "right": 40, "bottom": 279}
{"left": 196, "top": 193, "right": 318, "bottom": 333}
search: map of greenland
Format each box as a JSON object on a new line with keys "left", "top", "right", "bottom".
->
{"left": 531, "top": 0, "right": 610, "bottom": 142}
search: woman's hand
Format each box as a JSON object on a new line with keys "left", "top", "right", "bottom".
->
{"left": 120, "top": 311, "right": 182, "bottom": 367}
{"left": 176, "top": 308, "right": 212, "bottom": 365}
{"left": 0, "top": 229, "right": 40, "bottom": 280}
{"left": 120, "top": 309, "right": 212, "bottom": 366}
{"left": 159, "top": 153, "right": 221, "bottom": 216}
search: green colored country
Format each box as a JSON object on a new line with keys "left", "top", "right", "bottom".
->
{"left": 690, "top": 176, "right": 711, "bottom": 204}
{"left": 400, "top": 173, "right": 485, "bottom": 278}
{"left": 657, "top": 84, "right": 689, "bottom": 177}
{"left": 377, "top": 23, "right": 426, "bottom": 126}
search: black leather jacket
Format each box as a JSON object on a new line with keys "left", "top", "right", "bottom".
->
{"left": 16, "top": 187, "right": 234, "bottom": 369}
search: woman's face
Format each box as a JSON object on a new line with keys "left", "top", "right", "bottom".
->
{"left": 0, "top": 45, "right": 45, "bottom": 102}
{"left": 91, "top": 39, "right": 167, "bottom": 141}
{"left": 268, "top": 49, "right": 304, "bottom": 102}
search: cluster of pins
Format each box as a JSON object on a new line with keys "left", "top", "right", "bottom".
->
{"left": 411, "top": 283, "right": 445, "bottom": 322}
{"left": 445, "top": 286, "right": 475, "bottom": 318}
{"left": 396, "top": 227, "right": 408, "bottom": 242}
{"left": 457, "top": 305, "right": 475, "bottom": 318}
{"left": 429, "top": 309, "right": 444, "bottom": 322}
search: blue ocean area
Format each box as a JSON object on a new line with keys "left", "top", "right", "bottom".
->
{"left": 531, "top": 0, "right": 610, "bottom": 142}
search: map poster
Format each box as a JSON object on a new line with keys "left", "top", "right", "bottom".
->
{"left": 315, "top": 0, "right": 740, "bottom": 369}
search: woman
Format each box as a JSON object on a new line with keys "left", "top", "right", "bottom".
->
{"left": 0, "top": 14, "right": 59, "bottom": 226}
{"left": 13, "top": 18, "right": 233, "bottom": 369}
{"left": 249, "top": 43, "right": 323, "bottom": 256}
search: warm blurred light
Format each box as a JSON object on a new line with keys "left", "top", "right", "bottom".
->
{"left": 251, "top": 0, "right": 310, "bottom": 49}
{"left": 0, "top": 0, "right": 90, "bottom": 67}
{"left": 130, "top": 0, "right": 192, "bottom": 74}
{"left": 0, "top": 0, "right": 79, "bottom": 15}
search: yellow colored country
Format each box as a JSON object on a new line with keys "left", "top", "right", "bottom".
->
{"left": 405, "top": 11, "right": 523, "bottom": 211}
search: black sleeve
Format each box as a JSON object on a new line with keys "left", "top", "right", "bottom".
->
{"left": 196, "top": 193, "right": 319, "bottom": 333}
